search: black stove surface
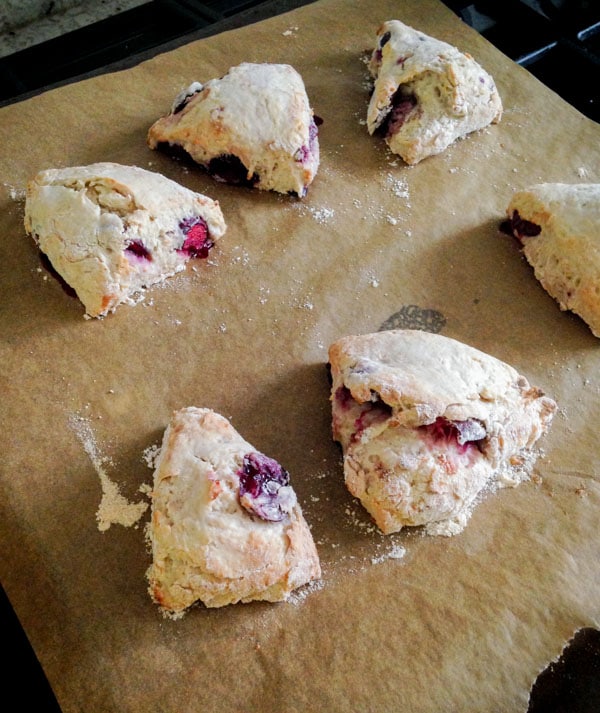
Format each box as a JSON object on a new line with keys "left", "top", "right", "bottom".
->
{"left": 0, "top": 0, "right": 598, "bottom": 120}
{"left": 446, "top": 0, "right": 599, "bottom": 121}
{"left": 0, "top": 0, "right": 315, "bottom": 107}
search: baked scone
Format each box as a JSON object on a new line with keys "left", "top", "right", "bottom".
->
{"left": 24, "top": 162, "right": 226, "bottom": 318}
{"left": 147, "top": 407, "right": 321, "bottom": 614}
{"left": 328, "top": 329, "right": 556, "bottom": 535}
{"left": 147, "top": 62, "right": 320, "bottom": 197}
{"left": 506, "top": 183, "right": 600, "bottom": 338}
{"left": 367, "top": 20, "right": 503, "bottom": 164}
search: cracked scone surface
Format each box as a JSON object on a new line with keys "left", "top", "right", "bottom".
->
{"left": 147, "top": 62, "right": 320, "bottom": 197}
{"left": 147, "top": 407, "right": 321, "bottom": 614}
{"left": 24, "top": 162, "right": 226, "bottom": 318}
{"left": 367, "top": 20, "right": 502, "bottom": 164}
{"left": 328, "top": 329, "right": 556, "bottom": 535}
{"left": 506, "top": 182, "right": 600, "bottom": 338}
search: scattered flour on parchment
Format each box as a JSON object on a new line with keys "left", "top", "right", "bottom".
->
{"left": 291, "top": 202, "right": 336, "bottom": 224}
{"left": 68, "top": 413, "right": 148, "bottom": 531}
{"left": 310, "top": 207, "right": 335, "bottom": 223}
{"left": 287, "top": 578, "right": 325, "bottom": 605}
{"left": 371, "top": 544, "right": 406, "bottom": 565}
{"left": 385, "top": 172, "right": 410, "bottom": 201}
{"left": 142, "top": 443, "right": 162, "bottom": 470}
{"left": 4, "top": 182, "right": 26, "bottom": 201}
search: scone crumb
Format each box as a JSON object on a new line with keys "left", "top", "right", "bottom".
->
{"left": 142, "top": 444, "right": 161, "bottom": 469}
{"left": 287, "top": 578, "right": 324, "bottom": 605}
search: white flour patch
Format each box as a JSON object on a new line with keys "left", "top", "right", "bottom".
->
{"left": 230, "top": 245, "right": 251, "bottom": 266}
{"left": 69, "top": 413, "right": 148, "bottom": 531}
{"left": 143, "top": 444, "right": 161, "bottom": 470}
{"left": 385, "top": 172, "right": 410, "bottom": 201}
{"left": 297, "top": 298, "right": 314, "bottom": 310}
{"left": 371, "top": 544, "right": 406, "bottom": 565}
{"left": 307, "top": 206, "right": 335, "bottom": 223}
{"left": 258, "top": 286, "right": 270, "bottom": 304}
{"left": 4, "top": 182, "right": 26, "bottom": 201}
{"left": 291, "top": 202, "right": 336, "bottom": 224}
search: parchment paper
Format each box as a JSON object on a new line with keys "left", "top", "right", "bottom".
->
{"left": 1, "top": 1, "right": 598, "bottom": 711}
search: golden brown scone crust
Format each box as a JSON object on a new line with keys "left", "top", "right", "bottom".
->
{"left": 147, "top": 62, "right": 320, "bottom": 196}
{"left": 24, "top": 162, "right": 226, "bottom": 318}
{"left": 329, "top": 330, "right": 556, "bottom": 535}
{"left": 147, "top": 407, "right": 321, "bottom": 614}
{"left": 506, "top": 182, "right": 600, "bottom": 337}
{"left": 367, "top": 20, "right": 502, "bottom": 164}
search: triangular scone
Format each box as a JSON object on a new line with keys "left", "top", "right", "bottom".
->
{"left": 147, "top": 407, "right": 321, "bottom": 614}
{"left": 328, "top": 330, "right": 556, "bottom": 536}
{"left": 506, "top": 183, "right": 600, "bottom": 338}
{"left": 147, "top": 62, "right": 320, "bottom": 197}
{"left": 367, "top": 20, "right": 503, "bottom": 164}
{"left": 24, "top": 162, "right": 226, "bottom": 318}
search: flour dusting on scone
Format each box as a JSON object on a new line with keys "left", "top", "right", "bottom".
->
{"left": 367, "top": 20, "right": 502, "bottom": 164}
{"left": 506, "top": 183, "right": 600, "bottom": 338}
{"left": 24, "top": 162, "right": 226, "bottom": 318}
{"left": 328, "top": 330, "right": 556, "bottom": 536}
{"left": 146, "top": 407, "right": 321, "bottom": 615}
{"left": 147, "top": 62, "right": 320, "bottom": 197}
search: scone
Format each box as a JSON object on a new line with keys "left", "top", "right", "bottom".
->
{"left": 24, "top": 162, "right": 226, "bottom": 318}
{"left": 146, "top": 407, "right": 321, "bottom": 614}
{"left": 147, "top": 62, "right": 320, "bottom": 197}
{"left": 506, "top": 183, "right": 600, "bottom": 337}
{"left": 328, "top": 329, "right": 556, "bottom": 535}
{"left": 367, "top": 20, "right": 503, "bottom": 164}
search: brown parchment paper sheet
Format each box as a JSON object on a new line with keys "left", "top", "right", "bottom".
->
{"left": 1, "top": 1, "right": 599, "bottom": 711}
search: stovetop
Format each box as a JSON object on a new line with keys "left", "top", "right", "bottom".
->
{"left": 0, "top": 0, "right": 598, "bottom": 120}
{"left": 2, "top": 1, "right": 599, "bottom": 712}
{"left": 447, "top": 0, "right": 599, "bottom": 121}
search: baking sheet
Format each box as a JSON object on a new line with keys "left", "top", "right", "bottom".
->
{"left": 1, "top": 1, "right": 599, "bottom": 711}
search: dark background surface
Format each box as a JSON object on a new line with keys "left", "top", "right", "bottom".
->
{"left": 1, "top": 1, "right": 599, "bottom": 711}
{"left": 0, "top": 0, "right": 598, "bottom": 119}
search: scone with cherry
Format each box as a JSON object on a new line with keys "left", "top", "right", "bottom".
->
{"left": 147, "top": 62, "right": 320, "bottom": 197}
{"left": 328, "top": 329, "right": 556, "bottom": 535}
{"left": 367, "top": 20, "right": 502, "bottom": 164}
{"left": 147, "top": 407, "right": 321, "bottom": 615}
{"left": 24, "top": 162, "right": 226, "bottom": 318}
{"left": 506, "top": 182, "right": 600, "bottom": 337}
